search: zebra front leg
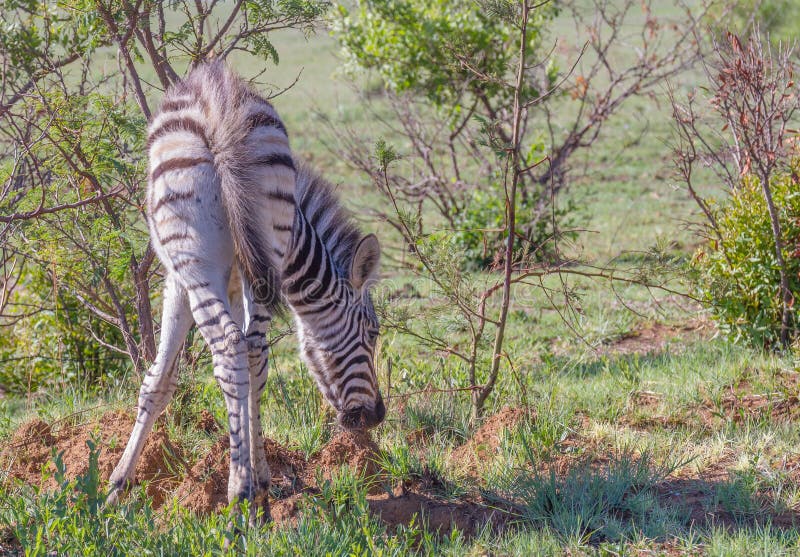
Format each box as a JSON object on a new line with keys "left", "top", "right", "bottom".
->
{"left": 108, "top": 275, "right": 193, "bottom": 505}
{"left": 243, "top": 286, "right": 272, "bottom": 517}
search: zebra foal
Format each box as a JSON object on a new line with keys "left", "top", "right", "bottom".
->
{"left": 108, "top": 61, "right": 385, "bottom": 517}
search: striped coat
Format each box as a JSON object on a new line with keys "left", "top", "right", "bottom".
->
{"left": 108, "top": 61, "right": 385, "bottom": 518}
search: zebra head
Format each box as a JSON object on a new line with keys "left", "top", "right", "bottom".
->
{"left": 293, "top": 233, "right": 385, "bottom": 430}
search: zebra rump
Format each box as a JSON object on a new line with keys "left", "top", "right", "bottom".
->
{"left": 152, "top": 60, "right": 293, "bottom": 311}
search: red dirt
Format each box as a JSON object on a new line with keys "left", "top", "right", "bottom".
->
{"left": 173, "top": 437, "right": 229, "bottom": 514}
{"left": 450, "top": 406, "right": 527, "bottom": 471}
{"left": 306, "top": 430, "right": 381, "bottom": 484}
{"left": 23, "top": 405, "right": 800, "bottom": 538}
{"left": 367, "top": 489, "right": 502, "bottom": 536}
{"left": 174, "top": 436, "right": 307, "bottom": 514}
{"left": 601, "top": 319, "right": 710, "bottom": 356}
{"left": 1, "top": 411, "right": 184, "bottom": 507}
{"left": 692, "top": 375, "right": 800, "bottom": 426}
{"left": 1, "top": 408, "right": 514, "bottom": 537}
{"left": 622, "top": 368, "right": 800, "bottom": 431}
{"left": 195, "top": 409, "right": 219, "bottom": 433}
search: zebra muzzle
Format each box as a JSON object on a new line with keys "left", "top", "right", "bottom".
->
{"left": 339, "top": 395, "right": 386, "bottom": 430}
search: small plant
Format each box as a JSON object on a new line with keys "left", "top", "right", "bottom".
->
{"left": 403, "top": 396, "right": 472, "bottom": 445}
{"left": 692, "top": 168, "right": 800, "bottom": 346}
{"left": 505, "top": 399, "right": 573, "bottom": 465}
{"left": 715, "top": 469, "right": 767, "bottom": 523}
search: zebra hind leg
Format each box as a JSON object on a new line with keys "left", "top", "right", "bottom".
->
{"left": 242, "top": 281, "right": 273, "bottom": 520}
{"left": 108, "top": 275, "right": 193, "bottom": 505}
{"left": 185, "top": 276, "right": 255, "bottom": 506}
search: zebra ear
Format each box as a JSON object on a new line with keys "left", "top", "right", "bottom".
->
{"left": 350, "top": 234, "right": 381, "bottom": 290}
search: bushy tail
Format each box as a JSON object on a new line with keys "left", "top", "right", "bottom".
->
{"left": 172, "top": 60, "right": 290, "bottom": 312}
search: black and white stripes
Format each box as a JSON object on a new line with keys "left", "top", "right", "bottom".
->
{"left": 108, "top": 61, "right": 384, "bottom": 519}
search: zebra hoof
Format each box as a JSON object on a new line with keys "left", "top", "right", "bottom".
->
{"left": 105, "top": 477, "right": 128, "bottom": 508}
{"left": 250, "top": 505, "right": 272, "bottom": 527}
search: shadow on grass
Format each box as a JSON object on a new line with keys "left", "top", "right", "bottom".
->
{"left": 484, "top": 450, "right": 800, "bottom": 547}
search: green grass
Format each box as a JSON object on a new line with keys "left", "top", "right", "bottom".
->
{"left": 2, "top": 2, "right": 800, "bottom": 556}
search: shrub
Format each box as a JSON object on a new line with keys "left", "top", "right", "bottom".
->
{"left": 449, "top": 181, "right": 577, "bottom": 270}
{"left": 692, "top": 163, "right": 800, "bottom": 346}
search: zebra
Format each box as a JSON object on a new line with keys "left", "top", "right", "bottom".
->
{"left": 107, "top": 61, "right": 385, "bottom": 517}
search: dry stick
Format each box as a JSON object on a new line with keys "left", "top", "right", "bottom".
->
{"left": 474, "top": 0, "right": 531, "bottom": 421}
{"left": 0, "top": 188, "right": 123, "bottom": 223}
{"left": 95, "top": 0, "right": 151, "bottom": 120}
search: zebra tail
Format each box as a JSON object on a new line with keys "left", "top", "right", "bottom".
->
{"left": 183, "top": 61, "right": 285, "bottom": 312}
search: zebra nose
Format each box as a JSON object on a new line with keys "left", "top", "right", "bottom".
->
{"left": 339, "top": 396, "right": 386, "bottom": 430}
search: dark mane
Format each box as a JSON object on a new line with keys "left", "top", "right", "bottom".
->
{"left": 294, "top": 166, "right": 362, "bottom": 279}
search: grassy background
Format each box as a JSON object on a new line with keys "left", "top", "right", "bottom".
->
{"left": 2, "top": 2, "right": 800, "bottom": 555}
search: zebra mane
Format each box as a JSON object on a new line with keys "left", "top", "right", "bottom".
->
{"left": 294, "top": 165, "right": 363, "bottom": 280}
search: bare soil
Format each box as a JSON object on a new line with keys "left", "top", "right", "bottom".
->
{"left": 601, "top": 319, "right": 711, "bottom": 356}
{"left": 4, "top": 404, "right": 796, "bottom": 537}
{"left": 450, "top": 406, "right": 528, "bottom": 472}
{"left": 1, "top": 410, "right": 506, "bottom": 536}
{"left": 1, "top": 411, "right": 183, "bottom": 507}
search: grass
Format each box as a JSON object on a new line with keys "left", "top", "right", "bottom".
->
{"left": 2, "top": 2, "right": 800, "bottom": 556}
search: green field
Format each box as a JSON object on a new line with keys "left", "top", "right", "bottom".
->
{"left": 2, "top": 3, "right": 800, "bottom": 556}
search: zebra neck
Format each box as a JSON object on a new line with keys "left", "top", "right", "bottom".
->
{"left": 282, "top": 211, "right": 343, "bottom": 309}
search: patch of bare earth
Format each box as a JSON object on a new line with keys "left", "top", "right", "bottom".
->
{"left": 1, "top": 411, "right": 184, "bottom": 507}
{"left": 2, "top": 410, "right": 515, "bottom": 536}
{"left": 174, "top": 435, "right": 307, "bottom": 514}
{"left": 450, "top": 406, "right": 527, "bottom": 473}
{"left": 691, "top": 374, "right": 800, "bottom": 426}
{"left": 600, "top": 319, "right": 711, "bottom": 356}
{"left": 306, "top": 430, "right": 382, "bottom": 486}
{"left": 16, "top": 406, "right": 796, "bottom": 537}
{"left": 657, "top": 472, "right": 800, "bottom": 530}
{"left": 622, "top": 369, "right": 800, "bottom": 431}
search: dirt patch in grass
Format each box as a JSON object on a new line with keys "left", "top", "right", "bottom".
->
{"left": 657, "top": 476, "right": 800, "bottom": 531}
{"left": 6, "top": 406, "right": 800, "bottom": 539}
{"left": 694, "top": 391, "right": 800, "bottom": 426}
{"left": 367, "top": 489, "right": 503, "bottom": 536}
{"left": 622, "top": 367, "right": 800, "bottom": 430}
{"left": 174, "top": 435, "right": 307, "bottom": 514}
{"left": 306, "top": 430, "right": 381, "bottom": 484}
{"left": 1, "top": 411, "right": 184, "bottom": 507}
{"left": 450, "top": 406, "right": 527, "bottom": 472}
{"left": 601, "top": 319, "right": 710, "bottom": 356}
{"left": 2, "top": 408, "right": 515, "bottom": 537}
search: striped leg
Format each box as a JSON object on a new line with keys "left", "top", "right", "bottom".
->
{"left": 108, "top": 275, "right": 193, "bottom": 504}
{"left": 185, "top": 275, "right": 255, "bottom": 505}
{"left": 242, "top": 277, "right": 272, "bottom": 513}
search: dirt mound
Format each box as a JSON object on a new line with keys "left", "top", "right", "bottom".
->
{"left": 308, "top": 430, "right": 381, "bottom": 483}
{"left": 2, "top": 411, "right": 513, "bottom": 538}
{"left": 271, "top": 493, "right": 305, "bottom": 525}
{"left": 174, "top": 436, "right": 307, "bottom": 514}
{"left": 10, "top": 418, "right": 55, "bottom": 447}
{"left": 196, "top": 409, "right": 219, "bottom": 433}
{"left": 368, "top": 490, "right": 500, "bottom": 536}
{"left": 174, "top": 437, "right": 229, "bottom": 514}
{"left": 1, "top": 411, "right": 184, "bottom": 506}
{"left": 451, "top": 407, "right": 527, "bottom": 471}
